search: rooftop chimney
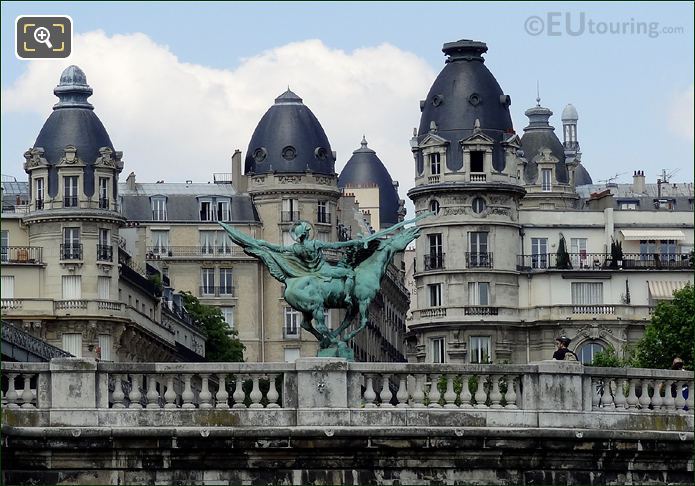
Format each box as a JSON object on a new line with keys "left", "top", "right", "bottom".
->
{"left": 632, "top": 170, "right": 646, "bottom": 194}
{"left": 126, "top": 171, "right": 136, "bottom": 190}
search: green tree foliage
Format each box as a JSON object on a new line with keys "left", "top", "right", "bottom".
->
{"left": 181, "top": 292, "right": 245, "bottom": 362}
{"left": 590, "top": 345, "right": 631, "bottom": 368}
{"left": 556, "top": 234, "right": 572, "bottom": 269}
{"left": 632, "top": 284, "right": 694, "bottom": 370}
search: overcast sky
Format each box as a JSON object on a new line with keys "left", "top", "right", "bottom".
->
{"left": 2, "top": 2, "right": 693, "bottom": 213}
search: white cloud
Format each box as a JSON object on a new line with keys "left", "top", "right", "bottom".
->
{"left": 666, "top": 84, "right": 694, "bottom": 142}
{"left": 2, "top": 31, "right": 435, "bottom": 209}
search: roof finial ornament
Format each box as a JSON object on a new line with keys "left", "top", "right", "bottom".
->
{"left": 361, "top": 135, "right": 368, "bottom": 148}
{"left": 429, "top": 120, "right": 438, "bottom": 133}
{"left": 536, "top": 80, "right": 541, "bottom": 107}
{"left": 473, "top": 118, "right": 481, "bottom": 132}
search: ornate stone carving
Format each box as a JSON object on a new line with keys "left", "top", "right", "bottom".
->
{"left": 58, "top": 145, "right": 84, "bottom": 166}
{"left": 278, "top": 175, "right": 302, "bottom": 184}
{"left": 443, "top": 207, "right": 467, "bottom": 216}
{"left": 94, "top": 147, "right": 124, "bottom": 171}
{"left": 489, "top": 207, "right": 511, "bottom": 217}
{"left": 23, "top": 147, "right": 49, "bottom": 170}
{"left": 253, "top": 176, "right": 266, "bottom": 185}
{"left": 314, "top": 176, "right": 333, "bottom": 185}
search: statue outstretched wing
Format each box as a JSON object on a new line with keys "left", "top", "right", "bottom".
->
{"left": 218, "top": 222, "right": 314, "bottom": 283}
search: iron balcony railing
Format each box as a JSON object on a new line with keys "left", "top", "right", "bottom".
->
{"left": 464, "top": 306, "right": 499, "bottom": 316}
{"left": 466, "top": 252, "right": 493, "bottom": 268}
{"left": 96, "top": 244, "right": 113, "bottom": 262}
{"left": 146, "top": 246, "right": 246, "bottom": 258}
{"left": 98, "top": 198, "right": 109, "bottom": 210}
{"left": 516, "top": 252, "right": 692, "bottom": 271}
{"left": 63, "top": 196, "right": 78, "bottom": 208}
{"left": 199, "top": 286, "right": 236, "bottom": 297}
{"left": 0, "top": 246, "right": 43, "bottom": 264}
{"left": 281, "top": 210, "right": 301, "bottom": 223}
{"left": 423, "top": 253, "right": 445, "bottom": 270}
{"left": 60, "top": 244, "right": 83, "bottom": 260}
{"left": 35, "top": 199, "right": 44, "bottom": 210}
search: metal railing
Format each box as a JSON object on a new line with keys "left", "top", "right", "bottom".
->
{"left": 517, "top": 252, "right": 692, "bottom": 271}
{"left": 60, "top": 244, "right": 83, "bottom": 260}
{"left": 423, "top": 253, "right": 445, "bottom": 270}
{"left": 317, "top": 212, "right": 332, "bottom": 224}
{"left": 199, "top": 286, "right": 236, "bottom": 297}
{"left": 97, "top": 244, "right": 113, "bottom": 262}
{"left": 98, "top": 198, "right": 109, "bottom": 210}
{"left": 466, "top": 252, "right": 493, "bottom": 268}
{"left": 146, "top": 246, "right": 246, "bottom": 259}
{"left": 464, "top": 306, "right": 499, "bottom": 316}
{"left": 63, "top": 196, "right": 78, "bottom": 208}
{"left": 281, "top": 210, "right": 300, "bottom": 222}
{"left": 0, "top": 246, "right": 43, "bottom": 264}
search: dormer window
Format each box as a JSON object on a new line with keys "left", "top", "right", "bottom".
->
{"left": 199, "top": 197, "right": 231, "bottom": 221}
{"left": 541, "top": 169, "right": 552, "bottom": 192}
{"left": 151, "top": 196, "right": 167, "bottom": 221}
{"left": 470, "top": 151, "right": 484, "bottom": 172}
{"left": 35, "top": 177, "right": 44, "bottom": 210}
{"left": 98, "top": 177, "right": 109, "bottom": 209}
{"left": 429, "top": 153, "right": 441, "bottom": 175}
{"left": 64, "top": 176, "right": 78, "bottom": 207}
{"left": 618, "top": 199, "right": 639, "bottom": 210}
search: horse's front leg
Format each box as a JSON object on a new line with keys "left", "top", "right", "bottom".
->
{"left": 332, "top": 304, "right": 358, "bottom": 339}
{"left": 300, "top": 311, "right": 323, "bottom": 341}
{"left": 344, "top": 300, "right": 370, "bottom": 341}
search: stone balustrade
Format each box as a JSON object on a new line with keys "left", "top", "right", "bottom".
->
{"left": 2, "top": 359, "right": 692, "bottom": 432}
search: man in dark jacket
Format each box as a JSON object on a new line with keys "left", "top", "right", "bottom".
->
{"left": 553, "top": 336, "right": 578, "bottom": 360}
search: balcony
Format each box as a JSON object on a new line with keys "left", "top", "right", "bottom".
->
{"left": 281, "top": 210, "right": 300, "bottom": 223}
{"left": 146, "top": 246, "right": 246, "bottom": 259}
{"left": 0, "top": 246, "right": 43, "bottom": 265}
{"left": 96, "top": 244, "right": 113, "bottom": 262}
{"left": 63, "top": 196, "right": 78, "bottom": 208}
{"left": 35, "top": 199, "right": 44, "bottom": 210}
{"left": 464, "top": 306, "right": 499, "bottom": 316}
{"left": 469, "top": 173, "right": 487, "bottom": 182}
{"left": 420, "top": 307, "right": 447, "bottom": 318}
{"left": 517, "top": 252, "right": 692, "bottom": 271}
{"left": 423, "top": 253, "right": 445, "bottom": 271}
{"left": 427, "top": 175, "right": 440, "bottom": 184}
{"left": 60, "top": 244, "right": 83, "bottom": 261}
{"left": 199, "top": 286, "right": 236, "bottom": 297}
{"left": 466, "top": 252, "right": 493, "bottom": 268}
{"left": 98, "top": 198, "right": 109, "bottom": 210}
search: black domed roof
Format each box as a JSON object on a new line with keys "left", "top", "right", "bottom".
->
{"left": 520, "top": 102, "right": 569, "bottom": 184}
{"left": 574, "top": 163, "right": 593, "bottom": 185}
{"left": 245, "top": 90, "right": 335, "bottom": 175}
{"left": 33, "top": 66, "right": 115, "bottom": 198}
{"left": 338, "top": 137, "right": 401, "bottom": 228}
{"left": 417, "top": 40, "right": 514, "bottom": 171}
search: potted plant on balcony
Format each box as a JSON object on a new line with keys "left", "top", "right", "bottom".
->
{"left": 610, "top": 237, "right": 623, "bottom": 269}
{"left": 556, "top": 233, "right": 572, "bottom": 269}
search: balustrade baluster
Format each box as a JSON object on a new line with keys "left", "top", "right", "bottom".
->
{"left": 146, "top": 376, "right": 160, "bottom": 409}
{"left": 651, "top": 381, "right": 663, "bottom": 411}
{"left": 232, "top": 375, "right": 246, "bottom": 408}
{"left": 443, "top": 374, "right": 457, "bottom": 408}
{"left": 20, "top": 374, "right": 35, "bottom": 409}
{"left": 128, "top": 374, "right": 142, "bottom": 409}
{"left": 474, "top": 375, "right": 487, "bottom": 409}
{"left": 459, "top": 375, "right": 472, "bottom": 408}
{"left": 411, "top": 374, "right": 425, "bottom": 408}
{"left": 662, "top": 380, "right": 676, "bottom": 412}
{"left": 505, "top": 375, "right": 518, "bottom": 409}
{"left": 686, "top": 380, "right": 694, "bottom": 412}
{"left": 199, "top": 374, "right": 212, "bottom": 409}
{"left": 428, "top": 374, "right": 441, "bottom": 408}
{"left": 181, "top": 374, "right": 195, "bottom": 409}
{"left": 248, "top": 374, "right": 263, "bottom": 408}
{"left": 266, "top": 374, "right": 280, "bottom": 408}
{"left": 613, "top": 378, "right": 627, "bottom": 410}
{"left": 112, "top": 374, "right": 126, "bottom": 408}
{"left": 626, "top": 379, "right": 639, "bottom": 409}
{"left": 363, "top": 375, "right": 377, "bottom": 408}
{"left": 396, "top": 374, "right": 409, "bottom": 408}
{"left": 674, "top": 381, "right": 687, "bottom": 412}
{"left": 6, "top": 373, "right": 19, "bottom": 408}
{"left": 379, "top": 374, "right": 393, "bottom": 408}
{"left": 638, "top": 379, "right": 652, "bottom": 411}
{"left": 215, "top": 374, "right": 229, "bottom": 409}
{"left": 591, "top": 377, "right": 601, "bottom": 410}
{"left": 164, "top": 375, "right": 177, "bottom": 408}
{"left": 489, "top": 375, "right": 503, "bottom": 409}
{"left": 599, "top": 378, "right": 615, "bottom": 409}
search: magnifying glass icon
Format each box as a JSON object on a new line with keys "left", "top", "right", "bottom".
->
{"left": 33, "top": 27, "right": 53, "bottom": 49}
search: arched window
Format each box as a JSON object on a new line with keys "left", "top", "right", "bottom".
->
{"left": 429, "top": 200, "right": 440, "bottom": 215}
{"left": 578, "top": 341, "right": 605, "bottom": 365}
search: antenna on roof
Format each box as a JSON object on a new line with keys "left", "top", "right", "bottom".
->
{"left": 597, "top": 172, "right": 627, "bottom": 187}
{"left": 536, "top": 80, "right": 541, "bottom": 106}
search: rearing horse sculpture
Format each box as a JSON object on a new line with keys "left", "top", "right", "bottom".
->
{"left": 219, "top": 214, "right": 426, "bottom": 360}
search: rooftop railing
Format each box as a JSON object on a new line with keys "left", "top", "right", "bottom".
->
{"left": 517, "top": 252, "right": 692, "bottom": 271}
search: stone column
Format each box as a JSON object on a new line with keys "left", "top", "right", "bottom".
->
{"left": 48, "top": 358, "right": 98, "bottom": 426}
{"left": 295, "top": 357, "right": 349, "bottom": 426}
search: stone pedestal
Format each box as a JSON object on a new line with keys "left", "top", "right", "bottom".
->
{"left": 295, "top": 357, "right": 349, "bottom": 426}
{"left": 48, "top": 358, "right": 98, "bottom": 426}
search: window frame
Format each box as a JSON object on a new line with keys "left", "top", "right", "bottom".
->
{"left": 431, "top": 337, "right": 446, "bottom": 363}
{"left": 469, "top": 336, "right": 491, "bottom": 364}
{"left": 541, "top": 169, "right": 552, "bottom": 192}
{"left": 151, "top": 196, "right": 168, "bottom": 221}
